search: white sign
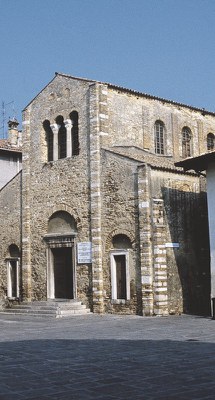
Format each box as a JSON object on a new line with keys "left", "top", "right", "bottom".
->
{"left": 165, "top": 243, "right": 180, "bottom": 248}
{"left": 139, "top": 201, "right": 149, "bottom": 208}
{"left": 77, "top": 242, "right": 92, "bottom": 264}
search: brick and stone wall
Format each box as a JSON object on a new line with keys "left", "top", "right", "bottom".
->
{"left": 0, "top": 73, "right": 212, "bottom": 316}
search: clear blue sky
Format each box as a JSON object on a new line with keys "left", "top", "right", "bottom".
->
{"left": 0, "top": 0, "right": 215, "bottom": 136}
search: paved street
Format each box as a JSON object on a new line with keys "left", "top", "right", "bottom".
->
{"left": 0, "top": 313, "right": 215, "bottom": 399}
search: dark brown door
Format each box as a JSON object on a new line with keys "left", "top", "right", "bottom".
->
{"left": 115, "top": 255, "right": 126, "bottom": 299}
{"left": 52, "top": 247, "right": 73, "bottom": 299}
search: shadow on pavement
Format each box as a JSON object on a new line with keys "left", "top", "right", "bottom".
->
{"left": 0, "top": 337, "right": 214, "bottom": 400}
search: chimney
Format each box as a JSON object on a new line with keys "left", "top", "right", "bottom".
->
{"left": 8, "top": 118, "right": 19, "bottom": 146}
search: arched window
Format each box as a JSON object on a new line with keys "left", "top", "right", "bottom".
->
{"left": 182, "top": 127, "right": 192, "bottom": 158}
{"left": 207, "top": 133, "right": 215, "bottom": 151}
{"left": 43, "top": 113, "right": 79, "bottom": 162}
{"left": 43, "top": 120, "right": 53, "bottom": 161}
{"left": 154, "top": 121, "right": 165, "bottom": 155}
{"left": 70, "top": 111, "right": 79, "bottom": 156}
{"left": 7, "top": 244, "right": 20, "bottom": 299}
{"left": 56, "top": 116, "right": 66, "bottom": 159}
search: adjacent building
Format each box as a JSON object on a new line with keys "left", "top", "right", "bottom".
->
{"left": 0, "top": 119, "right": 22, "bottom": 189}
{"left": 176, "top": 151, "right": 215, "bottom": 316}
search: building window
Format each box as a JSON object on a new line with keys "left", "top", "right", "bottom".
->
{"left": 43, "top": 120, "right": 53, "bottom": 162}
{"left": 154, "top": 121, "right": 165, "bottom": 154}
{"left": 182, "top": 127, "right": 192, "bottom": 158}
{"left": 43, "top": 112, "right": 79, "bottom": 162}
{"left": 7, "top": 244, "right": 20, "bottom": 299}
{"left": 70, "top": 111, "right": 79, "bottom": 156}
{"left": 207, "top": 133, "right": 215, "bottom": 151}
{"left": 7, "top": 260, "right": 19, "bottom": 298}
{"left": 110, "top": 234, "right": 132, "bottom": 301}
{"left": 56, "top": 116, "right": 67, "bottom": 159}
{"left": 110, "top": 251, "right": 130, "bottom": 300}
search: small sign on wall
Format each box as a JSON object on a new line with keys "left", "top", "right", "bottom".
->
{"left": 165, "top": 243, "right": 180, "bottom": 248}
{"left": 77, "top": 242, "right": 92, "bottom": 264}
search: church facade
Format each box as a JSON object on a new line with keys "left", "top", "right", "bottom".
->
{"left": 0, "top": 72, "right": 214, "bottom": 316}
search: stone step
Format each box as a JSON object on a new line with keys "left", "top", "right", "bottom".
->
{"left": 22, "top": 300, "right": 83, "bottom": 306}
{"left": 11, "top": 303, "right": 86, "bottom": 311}
{"left": 0, "top": 300, "right": 91, "bottom": 318}
{"left": 0, "top": 312, "right": 57, "bottom": 318}
{"left": 3, "top": 308, "right": 57, "bottom": 314}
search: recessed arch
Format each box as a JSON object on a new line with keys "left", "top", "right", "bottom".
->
{"left": 48, "top": 211, "right": 77, "bottom": 235}
{"left": 8, "top": 244, "right": 20, "bottom": 258}
{"left": 112, "top": 234, "right": 132, "bottom": 249}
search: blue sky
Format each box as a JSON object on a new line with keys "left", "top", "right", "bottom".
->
{"left": 0, "top": 0, "right": 215, "bottom": 136}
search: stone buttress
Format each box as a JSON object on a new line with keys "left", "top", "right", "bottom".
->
{"left": 21, "top": 109, "right": 32, "bottom": 301}
{"left": 89, "top": 82, "right": 108, "bottom": 313}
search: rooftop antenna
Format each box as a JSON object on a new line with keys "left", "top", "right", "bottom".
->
{"left": 0, "top": 100, "right": 14, "bottom": 139}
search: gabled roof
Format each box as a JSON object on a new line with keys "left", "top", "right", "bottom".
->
{"left": 175, "top": 151, "right": 215, "bottom": 172}
{"left": 23, "top": 72, "right": 215, "bottom": 117}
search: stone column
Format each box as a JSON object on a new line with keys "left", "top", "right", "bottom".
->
{"left": 50, "top": 123, "right": 60, "bottom": 161}
{"left": 64, "top": 119, "right": 73, "bottom": 158}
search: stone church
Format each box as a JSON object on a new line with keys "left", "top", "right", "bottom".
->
{"left": 0, "top": 72, "right": 214, "bottom": 316}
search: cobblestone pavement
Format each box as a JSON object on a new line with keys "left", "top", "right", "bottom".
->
{"left": 0, "top": 313, "right": 215, "bottom": 399}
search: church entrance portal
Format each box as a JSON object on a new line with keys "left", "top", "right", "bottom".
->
{"left": 44, "top": 211, "right": 78, "bottom": 300}
{"left": 52, "top": 247, "right": 73, "bottom": 299}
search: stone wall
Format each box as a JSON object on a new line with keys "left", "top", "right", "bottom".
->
{"left": 101, "top": 150, "right": 140, "bottom": 314}
{"left": 0, "top": 73, "right": 212, "bottom": 316}
{"left": 0, "top": 172, "right": 21, "bottom": 299}
{"left": 101, "top": 88, "right": 215, "bottom": 160}
{"left": 21, "top": 76, "right": 93, "bottom": 305}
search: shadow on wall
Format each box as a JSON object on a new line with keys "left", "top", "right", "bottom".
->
{"left": 1, "top": 336, "right": 215, "bottom": 399}
{"left": 162, "top": 187, "right": 211, "bottom": 316}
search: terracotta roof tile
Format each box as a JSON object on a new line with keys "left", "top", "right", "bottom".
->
{"left": 0, "top": 139, "right": 22, "bottom": 153}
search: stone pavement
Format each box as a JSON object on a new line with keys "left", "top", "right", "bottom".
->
{"left": 0, "top": 313, "right": 215, "bottom": 400}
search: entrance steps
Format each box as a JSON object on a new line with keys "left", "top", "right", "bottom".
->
{"left": 0, "top": 300, "right": 91, "bottom": 318}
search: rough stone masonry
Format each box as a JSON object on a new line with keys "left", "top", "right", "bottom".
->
{"left": 0, "top": 73, "right": 213, "bottom": 316}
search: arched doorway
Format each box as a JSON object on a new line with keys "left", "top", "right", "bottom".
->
{"left": 44, "top": 211, "right": 77, "bottom": 300}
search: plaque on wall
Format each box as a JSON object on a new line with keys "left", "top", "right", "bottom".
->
{"left": 77, "top": 242, "right": 92, "bottom": 264}
{"left": 165, "top": 243, "right": 180, "bottom": 248}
